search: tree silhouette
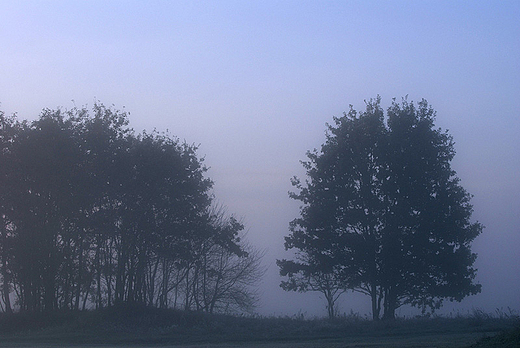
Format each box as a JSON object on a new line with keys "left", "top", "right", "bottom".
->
{"left": 0, "top": 103, "right": 263, "bottom": 314}
{"left": 279, "top": 96, "right": 483, "bottom": 320}
{"left": 277, "top": 254, "right": 347, "bottom": 319}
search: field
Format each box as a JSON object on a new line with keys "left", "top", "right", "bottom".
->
{"left": 0, "top": 334, "right": 496, "bottom": 348}
{"left": 0, "top": 306, "right": 518, "bottom": 347}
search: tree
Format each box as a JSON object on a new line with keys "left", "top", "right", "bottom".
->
{"left": 277, "top": 255, "right": 347, "bottom": 319}
{"left": 182, "top": 206, "right": 265, "bottom": 314}
{"left": 6, "top": 110, "right": 86, "bottom": 311}
{"left": 0, "top": 110, "right": 19, "bottom": 314}
{"left": 279, "top": 96, "right": 483, "bottom": 320}
{"left": 0, "top": 103, "right": 265, "bottom": 314}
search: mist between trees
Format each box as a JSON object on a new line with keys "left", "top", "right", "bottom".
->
{"left": 0, "top": 104, "right": 265, "bottom": 314}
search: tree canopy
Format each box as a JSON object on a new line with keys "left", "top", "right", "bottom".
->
{"left": 279, "top": 97, "right": 483, "bottom": 320}
{"left": 0, "top": 104, "right": 263, "bottom": 314}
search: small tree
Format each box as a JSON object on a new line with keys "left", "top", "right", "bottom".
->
{"left": 191, "top": 207, "right": 266, "bottom": 314}
{"left": 280, "top": 96, "right": 483, "bottom": 320}
{"left": 277, "top": 255, "right": 347, "bottom": 319}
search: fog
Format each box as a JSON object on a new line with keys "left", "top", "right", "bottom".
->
{"left": 1, "top": 1, "right": 518, "bottom": 318}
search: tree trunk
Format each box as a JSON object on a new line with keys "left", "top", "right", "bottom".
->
{"left": 94, "top": 242, "right": 102, "bottom": 309}
{"left": 75, "top": 237, "right": 84, "bottom": 310}
{"left": 1, "top": 233, "right": 12, "bottom": 314}
{"left": 382, "top": 287, "right": 397, "bottom": 320}
{"left": 324, "top": 288, "right": 335, "bottom": 319}
{"left": 371, "top": 284, "right": 380, "bottom": 320}
{"left": 115, "top": 248, "right": 126, "bottom": 304}
{"left": 1, "top": 266, "right": 12, "bottom": 314}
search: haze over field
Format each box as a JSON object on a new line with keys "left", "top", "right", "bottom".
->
{"left": 1, "top": 1, "right": 518, "bottom": 317}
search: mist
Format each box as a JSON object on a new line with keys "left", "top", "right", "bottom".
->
{"left": 0, "top": 1, "right": 518, "bottom": 319}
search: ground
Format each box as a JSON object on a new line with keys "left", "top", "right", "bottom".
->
{"left": 0, "top": 306, "right": 517, "bottom": 347}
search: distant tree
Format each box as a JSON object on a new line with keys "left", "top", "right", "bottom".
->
{"left": 280, "top": 96, "right": 483, "bottom": 320}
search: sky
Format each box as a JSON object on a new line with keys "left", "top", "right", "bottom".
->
{"left": 1, "top": 0, "right": 519, "bottom": 318}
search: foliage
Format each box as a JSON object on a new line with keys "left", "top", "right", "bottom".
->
{"left": 0, "top": 104, "right": 263, "bottom": 314}
{"left": 279, "top": 96, "right": 483, "bottom": 320}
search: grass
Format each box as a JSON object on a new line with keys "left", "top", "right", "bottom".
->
{"left": 468, "top": 326, "right": 520, "bottom": 348}
{"left": 0, "top": 305, "right": 518, "bottom": 347}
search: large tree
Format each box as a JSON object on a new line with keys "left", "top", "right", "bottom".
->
{"left": 279, "top": 97, "right": 482, "bottom": 320}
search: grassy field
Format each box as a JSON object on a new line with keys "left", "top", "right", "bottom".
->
{"left": 0, "top": 306, "right": 518, "bottom": 347}
{"left": 0, "top": 337, "right": 494, "bottom": 348}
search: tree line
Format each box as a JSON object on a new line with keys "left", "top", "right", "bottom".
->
{"left": 0, "top": 96, "right": 483, "bottom": 321}
{"left": 0, "top": 104, "right": 263, "bottom": 314}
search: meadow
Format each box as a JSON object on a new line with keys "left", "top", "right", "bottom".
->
{"left": 0, "top": 306, "right": 518, "bottom": 347}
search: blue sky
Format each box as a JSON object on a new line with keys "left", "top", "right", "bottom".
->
{"left": 1, "top": 1, "right": 519, "bottom": 317}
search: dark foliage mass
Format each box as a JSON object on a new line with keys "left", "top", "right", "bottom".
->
{"left": 279, "top": 97, "right": 483, "bottom": 320}
{"left": 0, "top": 104, "right": 263, "bottom": 314}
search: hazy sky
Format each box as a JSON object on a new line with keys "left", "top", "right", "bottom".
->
{"left": 1, "top": 1, "right": 519, "bottom": 317}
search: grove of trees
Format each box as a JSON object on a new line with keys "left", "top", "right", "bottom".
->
{"left": 278, "top": 97, "right": 483, "bottom": 320}
{"left": 0, "top": 104, "right": 263, "bottom": 314}
{"left": 0, "top": 96, "right": 485, "bottom": 321}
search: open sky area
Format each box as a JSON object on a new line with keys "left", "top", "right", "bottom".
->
{"left": 1, "top": 1, "right": 519, "bottom": 318}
